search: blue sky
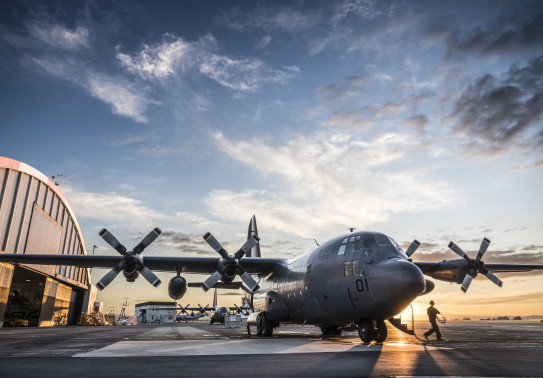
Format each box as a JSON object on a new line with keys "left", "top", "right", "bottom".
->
{"left": 1, "top": 0, "right": 542, "bottom": 317}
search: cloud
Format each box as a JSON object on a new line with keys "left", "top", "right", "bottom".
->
{"left": 448, "top": 56, "right": 543, "bottom": 164}
{"left": 61, "top": 185, "right": 166, "bottom": 229}
{"left": 155, "top": 231, "right": 213, "bottom": 255}
{"left": 199, "top": 54, "right": 299, "bottom": 91}
{"left": 331, "top": 0, "right": 382, "bottom": 24}
{"left": 30, "top": 55, "right": 157, "bottom": 123}
{"left": 440, "top": 10, "right": 543, "bottom": 57}
{"left": 116, "top": 35, "right": 193, "bottom": 81}
{"left": 405, "top": 114, "right": 429, "bottom": 133}
{"left": 217, "top": 5, "right": 322, "bottom": 33}
{"left": 206, "top": 131, "right": 457, "bottom": 237}
{"left": 132, "top": 144, "right": 187, "bottom": 158}
{"left": 117, "top": 34, "right": 299, "bottom": 92}
{"left": 28, "top": 22, "right": 90, "bottom": 50}
{"left": 316, "top": 75, "right": 367, "bottom": 104}
{"left": 322, "top": 111, "right": 375, "bottom": 130}
{"left": 103, "top": 133, "right": 161, "bottom": 147}
{"left": 256, "top": 35, "right": 272, "bottom": 49}
{"left": 87, "top": 73, "right": 156, "bottom": 122}
{"left": 364, "top": 101, "right": 406, "bottom": 118}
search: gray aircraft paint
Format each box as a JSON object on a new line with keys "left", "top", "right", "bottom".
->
{"left": 250, "top": 231, "right": 425, "bottom": 326}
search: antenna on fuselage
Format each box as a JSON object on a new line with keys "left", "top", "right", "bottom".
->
{"left": 348, "top": 227, "right": 356, "bottom": 233}
{"left": 313, "top": 239, "right": 320, "bottom": 246}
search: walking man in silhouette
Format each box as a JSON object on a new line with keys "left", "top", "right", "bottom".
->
{"left": 424, "top": 300, "right": 443, "bottom": 340}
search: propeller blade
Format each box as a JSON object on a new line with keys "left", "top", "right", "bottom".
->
{"left": 405, "top": 239, "right": 420, "bottom": 257}
{"left": 133, "top": 227, "right": 162, "bottom": 254}
{"left": 138, "top": 265, "right": 162, "bottom": 287}
{"left": 96, "top": 262, "right": 125, "bottom": 291}
{"left": 448, "top": 241, "right": 470, "bottom": 262}
{"left": 234, "top": 235, "right": 260, "bottom": 259}
{"left": 203, "top": 232, "right": 229, "bottom": 259}
{"left": 198, "top": 304, "right": 208, "bottom": 314}
{"left": 201, "top": 271, "right": 223, "bottom": 292}
{"left": 99, "top": 228, "right": 127, "bottom": 254}
{"left": 238, "top": 269, "right": 260, "bottom": 293}
{"left": 480, "top": 266, "right": 503, "bottom": 288}
{"left": 460, "top": 274, "right": 474, "bottom": 293}
{"left": 476, "top": 237, "right": 491, "bottom": 260}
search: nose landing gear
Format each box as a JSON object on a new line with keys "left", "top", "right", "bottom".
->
{"left": 358, "top": 319, "right": 388, "bottom": 343}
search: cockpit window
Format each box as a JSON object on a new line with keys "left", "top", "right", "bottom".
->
{"left": 375, "top": 234, "right": 392, "bottom": 246}
{"left": 362, "top": 235, "right": 377, "bottom": 248}
{"left": 337, "top": 235, "right": 362, "bottom": 255}
{"left": 386, "top": 235, "right": 408, "bottom": 258}
{"left": 387, "top": 236, "right": 401, "bottom": 250}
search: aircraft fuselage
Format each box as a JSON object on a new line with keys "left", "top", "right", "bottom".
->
{"left": 250, "top": 231, "right": 426, "bottom": 326}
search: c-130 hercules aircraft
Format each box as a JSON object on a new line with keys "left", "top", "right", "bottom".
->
{"left": 1, "top": 215, "right": 542, "bottom": 342}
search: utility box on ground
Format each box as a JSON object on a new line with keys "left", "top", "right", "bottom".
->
{"left": 224, "top": 314, "right": 241, "bottom": 328}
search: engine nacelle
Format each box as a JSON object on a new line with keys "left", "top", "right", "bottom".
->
{"left": 123, "top": 269, "right": 139, "bottom": 282}
{"left": 168, "top": 275, "right": 187, "bottom": 300}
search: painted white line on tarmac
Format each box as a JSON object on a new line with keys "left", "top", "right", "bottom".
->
{"left": 74, "top": 338, "right": 444, "bottom": 357}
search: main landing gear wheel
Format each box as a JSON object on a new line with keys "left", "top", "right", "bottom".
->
{"left": 257, "top": 313, "right": 274, "bottom": 336}
{"left": 357, "top": 319, "right": 375, "bottom": 343}
{"left": 374, "top": 320, "right": 388, "bottom": 342}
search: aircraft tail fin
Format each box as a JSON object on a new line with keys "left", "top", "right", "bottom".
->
{"left": 247, "top": 215, "right": 261, "bottom": 258}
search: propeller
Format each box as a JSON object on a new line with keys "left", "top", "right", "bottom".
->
{"left": 405, "top": 239, "right": 420, "bottom": 257}
{"left": 448, "top": 237, "right": 503, "bottom": 293}
{"left": 198, "top": 304, "right": 210, "bottom": 315}
{"left": 96, "top": 228, "right": 162, "bottom": 291}
{"left": 201, "top": 232, "right": 260, "bottom": 293}
{"left": 179, "top": 304, "right": 190, "bottom": 314}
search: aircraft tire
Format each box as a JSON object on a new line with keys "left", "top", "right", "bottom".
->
{"left": 257, "top": 313, "right": 274, "bottom": 336}
{"left": 256, "top": 313, "right": 264, "bottom": 335}
{"left": 262, "top": 319, "right": 274, "bottom": 336}
{"left": 357, "top": 319, "right": 375, "bottom": 343}
{"left": 374, "top": 320, "right": 387, "bottom": 342}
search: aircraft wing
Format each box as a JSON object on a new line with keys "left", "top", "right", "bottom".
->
{"left": 0, "top": 253, "right": 286, "bottom": 275}
{"left": 415, "top": 260, "right": 543, "bottom": 275}
{"left": 479, "top": 263, "right": 543, "bottom": 273}
{"left": 414, "top": 259, "right": 543, "bottom": 291}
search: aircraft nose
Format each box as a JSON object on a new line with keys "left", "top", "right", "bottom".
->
{"left": 367, "top": 259, "right": 425, "bottom": 319}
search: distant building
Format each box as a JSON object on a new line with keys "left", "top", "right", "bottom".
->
{"left": 134, "top": 301, "right": 176, "bottom": 324}
{"left": 0, "top": 157, "right": 96, "bottom": 327}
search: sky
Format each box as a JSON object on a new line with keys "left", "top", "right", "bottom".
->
{"left": 1, "top": 0, "right": 542, "bottom": 319}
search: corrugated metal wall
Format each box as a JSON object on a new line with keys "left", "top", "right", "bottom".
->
{"left": 0, "top": 167, "right": 89, "bottom": 287}
{"left": 0, "top": 264, "right": 14, "bottom": 326}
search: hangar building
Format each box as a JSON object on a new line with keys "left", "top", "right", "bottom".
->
{"left": 0, "top": 157, "right": 96, "bottom": 327}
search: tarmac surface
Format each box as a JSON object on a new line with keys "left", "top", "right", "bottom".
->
{"left": 0, "top": 319, "right": 542, "bottom": 377}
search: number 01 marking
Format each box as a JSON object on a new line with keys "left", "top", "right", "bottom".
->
{"left": 356, "top": 279, "right": 369, "bottom": 292}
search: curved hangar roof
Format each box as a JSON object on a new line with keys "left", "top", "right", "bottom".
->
{"left": 0, "top": 156, "right": 89, "bottom": 289}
